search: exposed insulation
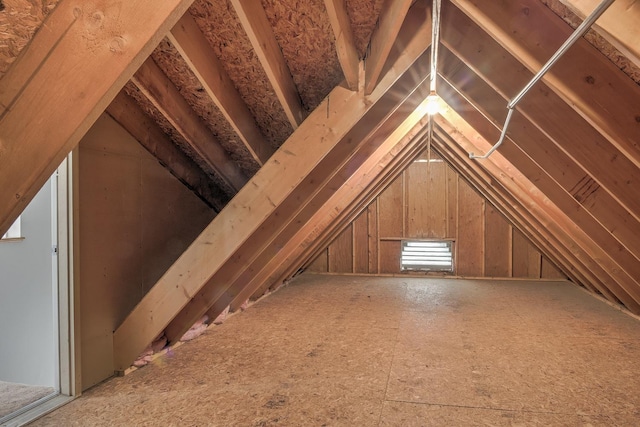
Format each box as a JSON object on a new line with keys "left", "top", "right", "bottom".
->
{"left": 262, "top": 0, "right": 344, "bottom": 111}
{"left": 122, "top": 82, "right": 236, "bottom": 198}
{"left": 151, "top": 38, "right": 260, "bottom": 176}
{"left": 189, "top": 0, "right": 293, "bottom": 148}
{"left": 346, "top": 0, "right": 385, "bottom": 58}
{"left": 541, "top": 0, "right": 640, "bottom": 85}
{"left": 0, "top": 0, "right": 59, "bottom": 77}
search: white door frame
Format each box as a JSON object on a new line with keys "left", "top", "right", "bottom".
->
{"left": 4, "top": 152, "right": 80, "bottom": 427}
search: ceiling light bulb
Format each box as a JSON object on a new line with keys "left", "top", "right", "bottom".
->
{"left": 425, "top": 92, "right": 440, "bottom": 115}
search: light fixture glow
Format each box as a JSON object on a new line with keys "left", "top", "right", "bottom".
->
{"left": 425, "top": 92, "right": 440, "bottom": 116}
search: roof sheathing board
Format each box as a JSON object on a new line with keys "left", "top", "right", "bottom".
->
{"left": 151, "top": 38, "right": 260, "bottom": 176}
{"left": 0, "top": 0, "right": 60, "bottom": 77}
{"left": 346, "top": 0, "right": 386, "bottom": 58}
{"left": 189, "top": 0, "right": 293, "bottom": 149}
{"left": 122, "top": 82, "right": 236, "bottom": 199}
{"left": 261, "top": 0, "right": 344, "bottom": 111}
{"left": 541, "top": 0, "right": 640, "bottom": 85}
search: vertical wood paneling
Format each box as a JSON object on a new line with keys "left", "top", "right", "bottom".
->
{"left": 484, "top": 204, "right": 510, "bottom": 277}
{"left": 328, "top": 224, "right": 353, "bottom": 273}
{"left": 407, "top": 161, "right": 429, "bottom": 237}
{"left": 379, "top": 177, "right": 403, "bottom": 237}
{"left": 353, "top": 210, "right": 369, "bottom": 273}
{"left": 457, "top": 178, "right": 484, "bottom": 276}
{"left": 541, "top": 256, "right": 565, "bottom": 279}
{"left": 318, "top": 149, "right": 565, "bottom": 280}
{"left": 513, "top": 230, "right": 541, "bottom": 278}
{"left": 380, "top": 240, "right": 401, "bottom": 273}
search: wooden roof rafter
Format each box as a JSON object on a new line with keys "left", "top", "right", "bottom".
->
{"left": 558, "top": 0, "right": 640, "bottom": 69}
{"left": 131, "top": 57, "right": 248, "bottom": 194}
{"left": 229, "top": 0, "right": 306, "bottom": 129}
{"left": 450, "top": 0, "right": 640, "bottom": 168}
{"left": 430, "top": 107, "right": 640, "bottom": 308}
{"left": 324, "top": 0, "right": 361, "bottom": 91}
{"left": 364, "top": 0, "right": 414, "bottom": 94}
{"left": 0, "top": 0, "right": 195, "bottom": 237}
{"left": 168, "top": 13, "right": 275, "bottom": 166}
{"left": 433, "top": 64, "right": 640, "bottom": 312}
{"left": 113, "top": 0, "right": 433, "bottom": 370}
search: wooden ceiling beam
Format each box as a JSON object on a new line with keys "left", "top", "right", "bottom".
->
{"left": 364, "top": 0, "right": 414, "bottom": 94}
{"left": 450, "top": 0, "right": 640, "bottom": 169}
{"left": 0, "top": 0, "right": 194, "bottom": 236}
{"left": 106, "top": 92, "right": 227, "bottom": 211}
{"left": 168, "top": 13, "right": 274, "bottom": 165}
{"left": 324, "top": 0, "right": 360, "bottom": 91}
{"left": 131, "top": 58, "right": 248, "bottom": 193}
{"left": 433, "top": 103, "right": 640, "bottom": 312}
{"left": 559, "top": 0, "right": 640, "bottom": 69}
{"left": 230, "top": 0, "right": 306, "bottom": 128}
{"left": 113, "top": 5, "right": 433, "bottom": 369}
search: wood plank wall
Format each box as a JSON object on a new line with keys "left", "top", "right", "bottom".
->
{"left": 308, "top": 150, "right": 566, "bottom": 280}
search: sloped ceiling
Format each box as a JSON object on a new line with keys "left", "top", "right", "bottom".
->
{"left": 0, "top": 0, "right": 638, "bottom": 370}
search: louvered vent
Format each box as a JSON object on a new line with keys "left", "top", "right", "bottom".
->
{"left": 401, "top": 240, "right": 454, "bottom": 272}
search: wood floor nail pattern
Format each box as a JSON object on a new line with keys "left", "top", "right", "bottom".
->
{"left": 32, "top": 274, "right": 640, "bottom": 426}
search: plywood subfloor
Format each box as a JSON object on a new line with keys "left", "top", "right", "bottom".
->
{"left": 33, "top": 274, "right": 640, "bottom": 426}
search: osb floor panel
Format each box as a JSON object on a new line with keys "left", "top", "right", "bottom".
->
{"left": 33, "top": 274, "right": 640, "bottom": 426}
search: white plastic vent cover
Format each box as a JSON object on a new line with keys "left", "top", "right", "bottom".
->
{"left": 401, "top": 240, "right": 453, "bottom": 272}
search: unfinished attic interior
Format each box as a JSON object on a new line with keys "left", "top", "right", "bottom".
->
{"left": 0, "top": 0, "right": 639, "bottom": 424}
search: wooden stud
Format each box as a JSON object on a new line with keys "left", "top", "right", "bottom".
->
{"left": 230, "top": 0, "right": 306, "bottom": 128}
{"left": 324, "top": 0, "right": 360, "bottom": 90}
{"left": 0, "top": 0, "right": 195, "bottom": 236}
{"left": 168, "top": 13, "right": 275, "bottom": 165}
{"left": 131, "top": 58, "right": 248, "bottom": 193}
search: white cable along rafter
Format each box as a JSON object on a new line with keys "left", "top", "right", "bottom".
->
{"left": 426, "top": 0, "right": 442, "bottom": 116}
{"left": 469, "top": 0, "right": 616, "bottom": 159}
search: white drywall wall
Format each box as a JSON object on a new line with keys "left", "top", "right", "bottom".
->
{"left": 0, "top": 178, "right": 56, "bottom": 387}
